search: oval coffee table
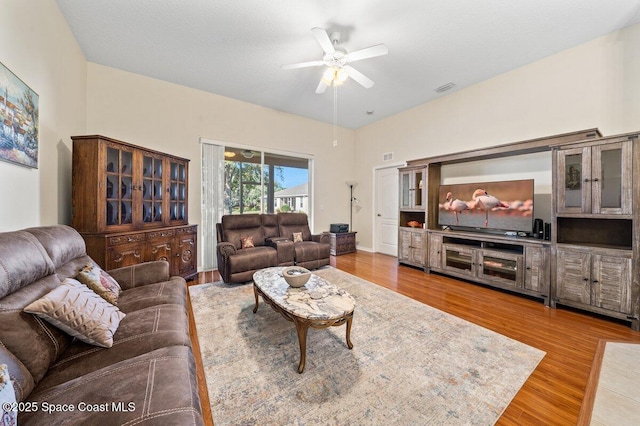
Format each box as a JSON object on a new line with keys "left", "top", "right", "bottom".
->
{"left": 253, "top": 267, "right": 356, "bottom": 373}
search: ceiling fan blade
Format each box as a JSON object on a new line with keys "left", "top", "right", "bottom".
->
{"left": 346, "top": 44, "right": 389, "bottom": 62}
{"left": 281, "top": 60, "right": 324, "bottom": 70}
{"left": 315, "top": 79, "right": 328, "bottom": 94}
{"left": 344, "top": 65, "right": 374, "bottom": 88}
{"left": 311, "top": 27, "right": 335, "bottom": 55}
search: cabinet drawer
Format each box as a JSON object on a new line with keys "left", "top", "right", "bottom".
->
{"left": 107, "top": 233, "right": 145, "bottom": 247}
{"left": 106, "top": 242, "right": 144, "bottom": 270}
{"left": 176, "top": 225, "right": 198, "bottom": 235}
{"left": 147, "top": 229, "right": 176, "bottom": 240}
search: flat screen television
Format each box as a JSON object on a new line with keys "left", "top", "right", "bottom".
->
{"left": 438, "top": 179, "right": 534, "bottom": 234}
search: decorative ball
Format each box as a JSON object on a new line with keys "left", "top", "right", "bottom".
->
{"left": 282, "top": 266, "right": 311, "bottom": 288}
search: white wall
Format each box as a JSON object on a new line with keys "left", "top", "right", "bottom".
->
{"left": 0, "top": 0, "right": 87, "bottom": 230}
{"left": 354, "top": 23, "right": 640, "bottom": 250}
{"left": 86, "top": 64, "right": 356, "bottom": 268}
{"left": 4, "top": 1, "right": 640, "bottom": 264}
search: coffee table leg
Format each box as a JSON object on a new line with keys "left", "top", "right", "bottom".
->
{"left": 252, "top": 285, "right": 259, "bottom": 313}
{"left": 345, "top": 315, "right": 354, "bottom": 349}
{"left": 294, "top": 319, "right": 310, "bottom": 373}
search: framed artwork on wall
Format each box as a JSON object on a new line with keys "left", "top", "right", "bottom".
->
{"left": 0, "top": 61, "right": 39, "bottom": 169}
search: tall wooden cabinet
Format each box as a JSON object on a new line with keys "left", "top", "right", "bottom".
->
{"left": 398, "top": 165, "right": 431, "bottom": 269}
{"left": 72, "top": 135, "right": 198, "bottom": 280}
{"left": 551, "top": 133, "right": 638, "bottom": 328}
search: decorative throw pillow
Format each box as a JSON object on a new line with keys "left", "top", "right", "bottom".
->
{"left": 23, "top": 278, "right": 125, "bottom": 348}
{"left": 292, "top": 232, "right": 303, "bottom": 243}
{"left": 0, "top": 364, "right": 17, "bottom": 426}
{"left": 75, "top": 263, "right": 121, "bottom": 305}
{"left": 241, "top": 236, "right": 255, "bottom": 249}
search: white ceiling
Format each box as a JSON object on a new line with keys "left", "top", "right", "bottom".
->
{"left": 55, "top": 0, "right": 640, "bottom": 129}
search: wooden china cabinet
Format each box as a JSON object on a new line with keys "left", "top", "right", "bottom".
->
{"left": 71, "top": 135, "right": 198, "bottom": 280}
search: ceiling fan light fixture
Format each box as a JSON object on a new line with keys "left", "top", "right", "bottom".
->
{"left": 241, "top": 150, "right": 255, "bottom": 159}
{"left": 322, "top": 67, "right": 349, "bottom": 87}
{"left": 321, "top": 68, "right": 335, "bottom": 86}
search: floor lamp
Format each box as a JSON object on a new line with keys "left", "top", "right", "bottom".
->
{"left": 346, "top": 181, "right": 357, "bottom": 232}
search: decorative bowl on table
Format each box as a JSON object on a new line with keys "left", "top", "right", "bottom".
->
{"left": 282, "top": 266, "right": 311, "bottom": 288}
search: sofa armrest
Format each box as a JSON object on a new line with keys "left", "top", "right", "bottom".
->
{"left": 267, "top": 238, "right": 295, "bottom": 265}
{"left": 217, "top": 242, "right": 237, "bottom": 257}
{"left": 108, "top": 261, "right": 171, "bottom": 290}
{"left": 312, "top": 232, "right": 331, "bottom": 244}
{"left": 216, "top": 242, "right": 238, "bottom": 283}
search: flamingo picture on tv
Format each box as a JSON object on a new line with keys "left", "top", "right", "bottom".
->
{"left": 438, "top": 179, "right": 534, "bottom": 233}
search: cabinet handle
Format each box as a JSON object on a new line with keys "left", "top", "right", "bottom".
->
{"left": 584, "top": 178, "right": 590, "bottom": 183}
{"left": 526, "top": 267, "right": 531, "bottom": 270}
{"left": 583, "top": 278, "right": 589, "bottom": 282}
{"left": 593, "top": 279, "right": 599, "bottom": 283}
{"left": 592, "top": 178, "right": 599, "bottom": 182}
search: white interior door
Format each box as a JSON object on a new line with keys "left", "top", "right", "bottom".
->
{"left": 375, "top": 166, "right": 399, "bottom": 256}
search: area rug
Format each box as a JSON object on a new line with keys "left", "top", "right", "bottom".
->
{"left": 189, "top": 267, "right": 545, "bottom": 425}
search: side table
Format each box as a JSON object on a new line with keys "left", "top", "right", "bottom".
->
{"left": 329, "top": 232, "right": 357, "bottom": 256}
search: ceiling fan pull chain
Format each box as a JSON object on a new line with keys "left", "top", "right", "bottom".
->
{"left": 333, "top": 84, "right": 338, "bottom": 147}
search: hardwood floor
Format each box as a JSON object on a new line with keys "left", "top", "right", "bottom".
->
{"left": 190, "top": 251, "right": 640, "bottom": 425}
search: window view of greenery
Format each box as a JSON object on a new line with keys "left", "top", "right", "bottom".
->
{"left": 223, "top": 148, "right": 309, "bottom": 215}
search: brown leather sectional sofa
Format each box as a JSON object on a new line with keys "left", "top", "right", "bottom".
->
{"left": 0, "top": 225, "right": 203, "bottom": 425}
{"left": 216, "top": 212, "right": 331, "bottom": 283}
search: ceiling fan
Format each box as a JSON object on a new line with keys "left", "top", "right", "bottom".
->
{"left": 282, "top": 27, "right": 388, "bottom": 94}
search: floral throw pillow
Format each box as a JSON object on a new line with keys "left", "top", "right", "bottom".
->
{"left": 75, "top": 263, "right": 121, "bottom": 305}
{"left": 292, "top": 232, "right": 303, "bottom": 243}
{"left": 241, "top": 236, "right": 255, "bottom": 249}
{"left": 0, "top": 364, "right": 17, "bottom": 426}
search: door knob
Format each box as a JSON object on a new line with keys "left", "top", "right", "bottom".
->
{"left": 377, "top": 214, "right": 382, "bottom": 217}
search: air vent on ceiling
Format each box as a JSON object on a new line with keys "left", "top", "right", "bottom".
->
{"left": 435, "top": 82, "right": 456, "bottom": 93}
{"left": 383, "top": 152, "right": 394, "bottom": 161}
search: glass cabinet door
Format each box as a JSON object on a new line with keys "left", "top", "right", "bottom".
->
{"left": 592, "top": 141, "right": 632, "bottom": 215}
{"left": 557, "top": 141, "right": 632, "bottom": 215}
{"left": 105, "top": 146, "right": 134, "bottom": 227}
{"left": 399, "top": 168, "right": 426, "bottom": 210}
{"left": 169, "top": 160, "right": 188, "bottom": 223}
{"left": 478, "top": 252, "right": 522, "bottom": 287}
{"left": 557, "top": 147, "right": 590, "bottom": 214}
{"left": 400, "top": 172, "right": 411, "bottom": 208}
{"left": 142, "top": 155, "right": 164, "bottom": 225}
{"left": 414, "top": 170, "right": 424, "bottom": 208}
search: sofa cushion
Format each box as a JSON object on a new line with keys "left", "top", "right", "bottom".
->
{"left": 25, "top": 225, "right": 86, "bottom": 270}
{"left": 0, "top": 230, "right": 55, "bottom": 299}
{"left": 116, "top": 277, "right": 187, "bottom": 314}
{"left": 0, "top": 274, "right": 72, "bottom": 385}
{"left": 20, "top": 346, "right": 203, "bottom": 426}
{"left": 277, "top": 212, "right": 312, "bottom": 241}
{"left": 35, "top": 303, "right": 190, "bottom": 392}
{"left": 261, "top": 213, "right": 279, "bottom": 239}
{"left": 75, "top": 263, "right": 121, "bottom": 305}
{"left": 222, "top": 214, "right": 265, "bottom": 248}
{"left": 24, "top": 278, "right": 125, "bottom": 348}
{"left": 227, "top": 246, "right": 277, "bottom": 274}
{"left": 294, "top": 241, "right": 331, "bottom": 264}
{"left": 107, "top": 261, "right": 170, "bottom": 291}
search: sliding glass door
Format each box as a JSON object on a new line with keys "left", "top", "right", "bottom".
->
{"left": 201, "top": 141, "right": 311, "bottom": 270}
{"left": 222, "top": 148, "right": 310, "bottom": 215}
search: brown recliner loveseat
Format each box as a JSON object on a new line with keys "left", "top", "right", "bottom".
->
{"left": 216, "top": 213, "right": 330, "bottom": 283}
